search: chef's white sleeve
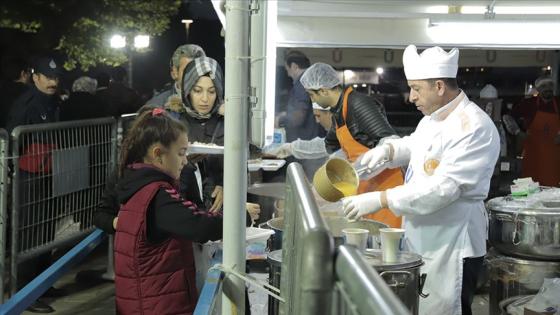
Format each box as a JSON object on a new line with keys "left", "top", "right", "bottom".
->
{"left": 386, "top": 123, "right": 499, "bottom": 216}
{"left": 383, "top": 134, "right": 414, "bottom": 169}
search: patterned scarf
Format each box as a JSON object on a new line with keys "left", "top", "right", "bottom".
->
{"left": 181, "top": 57, "right": 224, "bottom": 120}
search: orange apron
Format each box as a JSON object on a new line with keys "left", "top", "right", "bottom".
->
{"left": 335, "top": 87, "right": 403, "bottom": 227}
{"left": 522, "top": 98, "right": 560, "bottom": 187}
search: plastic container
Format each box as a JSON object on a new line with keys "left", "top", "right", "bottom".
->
{"left": 245, "top": 227, "right": 275, "bottom": 260}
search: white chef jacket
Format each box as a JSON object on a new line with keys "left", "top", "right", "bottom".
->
{"left": 383, "top": 91, "right": 499, "bottom": 315}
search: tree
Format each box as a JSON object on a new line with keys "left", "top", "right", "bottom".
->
{"left": 0, "top": 0, "right": 181, "bottom": 70}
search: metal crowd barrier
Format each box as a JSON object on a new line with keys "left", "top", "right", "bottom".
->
{"left": 280, "top": 163, "right": 335, "bottom": 314}
{"left": 333, "top": 245, "right": 409, "bottom": 315}
{"left": 0, "top": 229, "right": 105, "bottom": 314}
{"left": 9, "top": 118, "right": 117, "bottom": 295}
{"left": 0, "top": 129, "right": 9, "bottom": 303}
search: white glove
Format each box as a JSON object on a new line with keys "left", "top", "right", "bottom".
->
{"left": 358, "top": 144, "right": 391, "bottom": 176}
{"left": 342, "top": 192, "right": 383, "bottom": 221}
{"left": 263, "top": 143, "right": 293, "bottom": 158}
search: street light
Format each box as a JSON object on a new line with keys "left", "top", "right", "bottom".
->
{"left": 181, "top": 19, "right": 194, "bottom": 42}
{"left": 110, "top": 34, "right": 126, "bottom": 48}
{"left": 134, "top": 35, "right": 150, "bottom": 49}
{"left": 109, "top": 33, "right": 150, "bottom": 88}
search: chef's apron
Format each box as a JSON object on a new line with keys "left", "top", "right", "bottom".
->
{"left": 335, "top": 87, "right": 403, "bottom": 227}
{"left": 403, "top": 135, "right": 467, "bottom": 315}
{"left": 522, "top": 98, "right": 560, "bottom": 187}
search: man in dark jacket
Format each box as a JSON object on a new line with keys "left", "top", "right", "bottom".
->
{"left": 300, "top": 62, "right": 404, "bottom": 228}
{"left": 0, "top": 56, "right": 30, "bottom": 129}
{"left": 6, "top": 56, "right": 65, "bottom": 313}
{"left": 6, "top": 56, "right": 61, "bottom": 133}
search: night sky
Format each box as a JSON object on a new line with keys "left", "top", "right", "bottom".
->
{"left": 0, "top": 0, "right": 224, "bottom": 95}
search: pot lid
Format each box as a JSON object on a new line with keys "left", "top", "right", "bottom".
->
{"left": 487, "top": 196, "right": 560, "bottom": 215}
{"left": 363, "top": 249, "right": 423, "bottom": 271}
{"left": 267, "top": 249, "right": 283, "bottom": 264}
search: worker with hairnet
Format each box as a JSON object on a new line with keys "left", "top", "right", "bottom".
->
{"left": 265, "top": 102, "right": 337, "bottom": 159}
{"left": 299, "top": 62, "right": 403, "bottom": 228}
{"left": 505, "top": 75, "right": 560, "bottom": 186}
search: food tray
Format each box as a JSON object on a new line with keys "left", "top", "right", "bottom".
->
{"left": 247, "top": 159, "right": 286, "bottom": 172}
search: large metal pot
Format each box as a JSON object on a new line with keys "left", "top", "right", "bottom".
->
{"left": 499, "top": 295, "right": 534, "bottom": 315}
{"left": 486, "top": 249, "right": 560, "bottom": 315}
{"left": 487, "top": 196, "right": 560, "bottom": 260}
{"left": 265, "top": 216, "right": 388, "bottom": 250}
{"left": 363, "top": 249, "right": 427, "bottom": 315}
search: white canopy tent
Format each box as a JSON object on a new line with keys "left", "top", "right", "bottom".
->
{"left": 212, "top": 1, "right": 560, "bottom": 313}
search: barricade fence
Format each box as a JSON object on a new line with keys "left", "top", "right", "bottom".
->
{"left": 0, "top": 129, "right": 10, "bottom": 303}
{"left": 194, "top": 163, "right": 408, "bottom": 315}
{"left": 7, "top": 117, "right": 117, "bottom": 295}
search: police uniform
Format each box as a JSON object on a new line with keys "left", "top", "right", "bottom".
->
{"left": 6, "top": 57, "right": 61, "bottom": 133}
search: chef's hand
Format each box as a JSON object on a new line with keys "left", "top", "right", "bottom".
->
{"left": 246, "top": 202, "right": 261, "bottom": 222}
{"left": 359, "top": 144, "right": 391, "bottom": 176}
{"left": 342, "top": 192, "right": 383, "bottom": 221}
{"left": 209, "top": 186, "right": 223, "bottom": 212}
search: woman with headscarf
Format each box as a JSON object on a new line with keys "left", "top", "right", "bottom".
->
{"left": 175, "top": 56, "right": 225, "bottom": 212}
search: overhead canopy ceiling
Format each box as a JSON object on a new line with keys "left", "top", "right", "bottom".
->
{"left": 274, "top": 0, "right": 560, "bottom": 49}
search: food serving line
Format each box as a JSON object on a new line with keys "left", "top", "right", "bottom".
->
{"left": 209, "top": 1, "right": 560, "bottom": 314}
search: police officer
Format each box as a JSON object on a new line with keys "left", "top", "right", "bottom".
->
{"left": 5, "top": 56, "right": 64, "bottom": 313}
{"left": 6, "top": 56, "right": 62, "bottom": 133}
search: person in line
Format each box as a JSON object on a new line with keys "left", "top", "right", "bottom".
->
{"left": 341, "top": 45, "right": 500, "bottom": 315}
{"left": 299, "top": 62, "right": 404, "bottom": 228}
{"left": 60, "top": 76, "right": 108, "bottom": 121}
{"left": 0, "top": 55, "right": 30, "bottom": 129}
{"left": 146, "top": 44, "right": 206, "bottom": 108}
{"left": 114, "top": 108, "right": 222, "bottom": 314}
{"left": 178, "top": 56, "right": 226, "bottom": 212}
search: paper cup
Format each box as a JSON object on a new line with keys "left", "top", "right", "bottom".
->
{"left": 380, "top": 228, "right": 405, "bottom": 262}
{"left": 342, "top": 228, "right": 369, "bottom": 251}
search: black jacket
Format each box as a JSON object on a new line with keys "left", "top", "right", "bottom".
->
{"left": 0, "top": 81, "right": 29, "bottom": 129}
{"left": 94, "top": 168, "right": 204, "bottom": 235}
{"left": 180, "top": 113, "right": 225, "bottom": 208}
{"left": 60, "top": 92, "right": 110, "bottom": 121}
{"left": 325, "top": 88, "right": 396, "bottom": 153}
{"left": 6, "top": 85, "right": 60, "bottom": 133}
{"left": 116, "top": 165, "right": 223, "bottom": 243}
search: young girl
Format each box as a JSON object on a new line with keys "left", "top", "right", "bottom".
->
{"left": 114, "top": 108, "right": 222, "bottom": 315}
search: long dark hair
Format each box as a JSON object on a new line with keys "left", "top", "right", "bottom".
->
{"left": 118, "top": 108, "right": 188, "bottom": 177}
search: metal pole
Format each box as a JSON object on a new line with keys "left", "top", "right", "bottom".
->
{"left": 222, "top": 0, "right": 250, "bottom": 314}
{"left": 127, "top": 49, "right": 133, "bottom": 89}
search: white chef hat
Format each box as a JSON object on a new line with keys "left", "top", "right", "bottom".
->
{"left": 312, "top": 102, "right": 329, "bottom": 111}
{"left": 480, "top": 84, "right": 498, "bottom": 99}
{"left": 403, "top": 45, "right": 459, "bottom": 80}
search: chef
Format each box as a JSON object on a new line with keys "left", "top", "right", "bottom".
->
{"left": 299, "top": 62, "right": 403, "bottom": 228}
{"left": 341, "top": 45, "right": 500, "bottom": 315}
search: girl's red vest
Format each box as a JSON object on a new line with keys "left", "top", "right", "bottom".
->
{"left": 114, "top": 181, "right": 198, "bottom": 315}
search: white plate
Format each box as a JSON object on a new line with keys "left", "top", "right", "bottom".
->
{"left": 187, "top": 143, "right": 224, "bottom": 155}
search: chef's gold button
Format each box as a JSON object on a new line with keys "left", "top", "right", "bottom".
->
{"left": 424, "top": 159, "right": 440, "bottom": 175}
